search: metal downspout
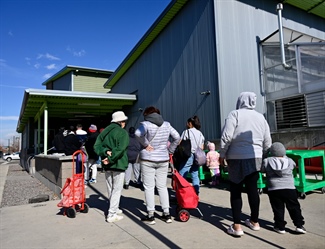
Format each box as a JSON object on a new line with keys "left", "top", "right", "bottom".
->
{"left": 44, "top": 102, "right": 48, "bottom": 155}
{"left": 276, "top": 3, "right": 292, "bottom": 70}
{"left": 37, "top": 119, "right": 41, "bottom": 154}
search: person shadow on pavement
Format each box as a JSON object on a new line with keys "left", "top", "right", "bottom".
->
{"left": 168, "top": 180, "right": 276, "bottom": 236}
{"left": 85, "top": 186, "right": 183, "bottom": 249}
{"left": 85, "top": 184, "right": 148, "bottom": 219}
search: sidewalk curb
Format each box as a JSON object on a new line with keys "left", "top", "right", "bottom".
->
{"left": 0, "top": 163, "right": 9, "bottom": 205}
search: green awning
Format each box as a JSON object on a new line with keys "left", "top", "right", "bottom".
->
{"left": 17, "top": 89, "right": 137, "bottom": 133}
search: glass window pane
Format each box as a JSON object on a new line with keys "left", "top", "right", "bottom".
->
{"left": 299, "top": 45, "right": 325, "bottom": 92}
{"left": 263, "top": 45, "right": 298, "bottom": 96}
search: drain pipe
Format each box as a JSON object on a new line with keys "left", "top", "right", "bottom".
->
{"left": 276, "top": 3, "right": 292, "bottom": 70}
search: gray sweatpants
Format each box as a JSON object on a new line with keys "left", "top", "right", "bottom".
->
{"left": 141, "top": 160, "right": 170, "bottom": 215}
{"left": 105, "top": 170, "right": 125, "bottom": 216}
{"left": 125, "top": 162, "right": 141, "bottom": 185}
{"left": 84, "top": 158, "right": 98, "bottom": 180}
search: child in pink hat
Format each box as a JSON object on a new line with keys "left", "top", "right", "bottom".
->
{"left": 206, "top": 142, "right": 220, "bottom": 185}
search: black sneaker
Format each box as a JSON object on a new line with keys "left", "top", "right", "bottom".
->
{"left": 123, "top": 184, "right": 129, "bottom": 190}
{"left": 273, "top": 227, "right": 286, "bottom": 234}
{"left": 161, "top": 214, "right": 172, "bottom": 223}
{"left": 296, "top": 226, "right": 306, "bottom": 234}
{"left": 141, "top": 215, "right": 155, "bottom": 225}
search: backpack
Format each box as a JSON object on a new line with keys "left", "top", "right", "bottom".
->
{"left": 173, "top": 130, "right": 192, "bottom": 167}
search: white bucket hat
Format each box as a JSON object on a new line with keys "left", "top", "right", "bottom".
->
{"left": 111, "top": 111, "right": 128, "bottom": 123}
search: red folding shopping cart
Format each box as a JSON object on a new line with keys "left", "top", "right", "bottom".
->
{"left": 57, "top": 150, "right": 89, "bottom": 218}
{"left": 170, "top": 158, "right": 203, "bottom": 222}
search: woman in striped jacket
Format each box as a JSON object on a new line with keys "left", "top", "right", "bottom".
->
{"left": 135, "top": 106, "right": 180, "bottom": 225}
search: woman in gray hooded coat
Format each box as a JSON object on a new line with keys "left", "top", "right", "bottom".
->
{"left": 219, "top": 92, "right": 272, "bottom": 236}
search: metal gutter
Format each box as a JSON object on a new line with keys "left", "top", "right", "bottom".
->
{"left": 16, "top": 88, "right": 137, "bottom": 133}
{"left": 41, "top": 65, "right": 114, "bottom": 86}
{"left": 24, "top": 88, "right": 136, "bottom": 100}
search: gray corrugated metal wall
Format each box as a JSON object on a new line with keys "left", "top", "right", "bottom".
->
{"left": 113, "top": 0, "right": 219, "bottom": 141}
{"left": 214, "top": 0, "right": 325, "bottom": 123}
{"left": 111, "top": 0, "right": 324, "bottom": 141}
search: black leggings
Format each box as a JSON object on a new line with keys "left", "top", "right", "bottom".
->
{"left": 229, "top": 171, "right": 260, "bottom": 224}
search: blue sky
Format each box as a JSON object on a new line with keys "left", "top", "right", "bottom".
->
{"left": 0, "top": 0, "right": 171, "bottom": 147}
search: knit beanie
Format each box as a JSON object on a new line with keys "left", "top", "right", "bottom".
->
{"left": 270, "top": 142, "right": 286, "bottom": 157}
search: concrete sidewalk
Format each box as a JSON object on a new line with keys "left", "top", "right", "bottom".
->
{"left": 0, "top": 163, "right": 324, "bottom": 249}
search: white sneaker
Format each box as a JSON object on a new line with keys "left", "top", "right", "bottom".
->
{"left": 107, "top": 214, "right": 123, "bottom": 223}
{"left": 245, "top": 219, "right": 260, "bottom": 231}
{"left": 295, "top": 226, "right": 306, "bottom": 234}
{"left": 227, "top": 224, "right": 244, "bottom": 236}
{"left": 117, "top": 209, "right": 123, "bottom": 214}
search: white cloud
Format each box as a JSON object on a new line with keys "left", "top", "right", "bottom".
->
{"left": 8, "top": 31, "right": 13, "bottom": 36}
{"left": 34, "top": 63, "right": 41, "bottom": 69}
{"left": 0, "top": 58, "right": 7, "bottom": 66}
{"left": 0, "top": 116, "right": 18, "bottom": 121}
{"left": 66, "top": 46, "right": 86, "bottom": 57}
{"left": 0, "top": 84, "right": 26, "bottom": 89}
{"left": 46, "top": 64, "right": 57, "bottom": 70}
{"left": 25, "top": 57, "right": 31, "bottom": 65}
{"left": 37, "top": 53, "right": 60, "bottom": 61}
{"left": 45, "top": 53, "right": 60, "bottom": 60}
{"left": 74, "top": 49, "right": 86, "bottom": 57}
{"left": 43, "top": 73, "right": 52, "bottom": 79}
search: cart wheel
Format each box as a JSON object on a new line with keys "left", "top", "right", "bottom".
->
{"left": 80, "top": 203, "right": 89, "bottom": 213}
{"left": 299, "top": 192, "right": 306, "bottom": 199}
{"left": 178, "top": 209, "right": 190, "bottom": 222}
{"left": 67, "top": 207, "right": 77, "bottom": 218}
{"left": 321, "top": 187, "right": 325, "bottom": 194}
{"left": 258, "top": 189, "right": 263, "bottom": 195}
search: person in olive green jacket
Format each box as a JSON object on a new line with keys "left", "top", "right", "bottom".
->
{"left": 94, "top": 111, "right": 129, "bottom": 223}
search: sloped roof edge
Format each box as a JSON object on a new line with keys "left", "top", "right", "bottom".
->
{"left": 104, "top": 0, "right": 189, "bottom": 89}
{"left": 42, "top": 65, "right": 114, "bottom": 86}
{"left": 260, "top": 27, "right": 325, "bottom": 44}
{"left": 284, "top": 0, "right": 325, "bottom": 19}
{"left": 104, "top": 0, "right": 324, "bottom": 90}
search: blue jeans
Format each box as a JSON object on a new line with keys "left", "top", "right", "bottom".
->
{"left": 179, "top": 154, "right": 200, "bottom": 195}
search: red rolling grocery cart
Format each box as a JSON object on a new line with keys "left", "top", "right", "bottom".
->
{"left": 57, "top": 150, "right": 89, "bottom": 218}
{"left": 171, "top": 164, "right": 203, "bottom": 222}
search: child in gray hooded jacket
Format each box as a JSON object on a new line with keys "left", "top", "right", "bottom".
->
{"left": 261, "top": 142, "right": 306, "bottom": 234}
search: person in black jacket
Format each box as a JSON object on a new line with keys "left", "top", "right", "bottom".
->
{"left": 64, "top": 128, "right": 81, "bottom": 156}
{"left": 53, "top": 127, "right": 65, "bottom": 153}
{"left": 124, "top": 127, "right": 142, "bottom": 189}
{"left": 85, "top": 124, "right": 100, "bottom": 184}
